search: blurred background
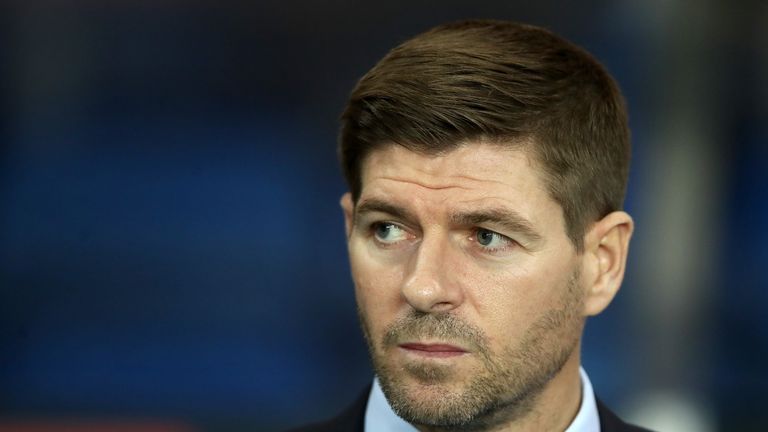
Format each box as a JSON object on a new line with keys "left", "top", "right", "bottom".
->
{"left": 1, "top": 0, "right": 766, "bottom": 431}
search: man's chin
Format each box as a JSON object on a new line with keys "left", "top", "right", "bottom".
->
{"left": 376, "top": 358, "right": 487, "bottom": 427}
{"left": 379, "top": 376, "right": 475, "bottom": 427}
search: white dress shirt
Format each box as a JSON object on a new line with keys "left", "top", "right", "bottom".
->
{"left": 364, "top": 366, "right": 600, "bottom": 432}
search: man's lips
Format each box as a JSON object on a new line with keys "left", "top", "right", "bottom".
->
{"left": 398, "top": 343, "right": 468, "bottom": 358}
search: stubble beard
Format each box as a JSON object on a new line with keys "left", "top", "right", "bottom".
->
{"left": 358, "top": 270, "right": 585, "bottom": 431}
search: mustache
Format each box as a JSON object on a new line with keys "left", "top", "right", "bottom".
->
{"left": 382, "top": 311, "right": 488, "bottom": 352}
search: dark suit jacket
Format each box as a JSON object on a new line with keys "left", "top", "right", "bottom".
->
{"left": 287, "top": 385, "right": 655, "bottom": 432}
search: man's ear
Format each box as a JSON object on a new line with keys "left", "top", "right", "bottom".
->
{"left": 340, "top": 192, "right": 354, "bottom": 239}
{"left": 581, "top": 211, "right": 634, "bottom": 316}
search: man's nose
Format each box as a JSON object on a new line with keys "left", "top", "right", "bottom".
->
{"left": 401, "top": 235, "right": 464, "bottom": 313}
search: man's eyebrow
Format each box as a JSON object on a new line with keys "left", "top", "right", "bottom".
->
{"left": 354, "top": 198, "right": 416, "bottom": 224}
{"left": 450, "top": 208, "right": 543, "bottom": 242}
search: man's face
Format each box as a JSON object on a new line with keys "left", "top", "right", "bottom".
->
{"left": 342, "top": 142, "right": 589, "bottom": 428}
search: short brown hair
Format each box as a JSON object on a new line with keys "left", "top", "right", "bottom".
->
{"left": 339, "top": 19, "right": 630, "bottom": 251}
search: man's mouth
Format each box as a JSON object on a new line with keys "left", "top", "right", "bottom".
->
{"left": 398, "top": 343, "right": 468, "bottom": 358}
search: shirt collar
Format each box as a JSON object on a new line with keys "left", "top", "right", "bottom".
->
{"left": 566, "top": 367, "right": 601, "bottom": 432}
{"left": 364, "top": 366, "right": 600, "bottom": 432}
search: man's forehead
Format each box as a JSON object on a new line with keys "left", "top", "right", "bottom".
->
{"left": 361, "top": 139, "right": 538, "bottom": 176}
{"left": 358, "top": 140, "right": 547, "bottom": 196}
{"left": 354, "top": 141, "right": 563, "bottom": 232}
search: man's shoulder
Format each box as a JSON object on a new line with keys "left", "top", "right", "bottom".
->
{"left": 596, "top": 397, "right": 656, "bottom": 432}
{"left": 284, "top": 385, "right": 370, "bottom": 432}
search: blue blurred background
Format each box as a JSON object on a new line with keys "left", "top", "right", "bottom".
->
{"left": 1, "top": 1, "right": 766, "bottom": 431}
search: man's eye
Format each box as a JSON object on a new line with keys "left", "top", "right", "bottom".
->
{"left": 475, "top": 229, "right": 514, "bottom": 251}
{"left": 372, "top": 222, "right": 409, "bottom": 244}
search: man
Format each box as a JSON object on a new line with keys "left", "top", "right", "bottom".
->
{"left": 292, "top": 19, "right": 651, "bottom": 432}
